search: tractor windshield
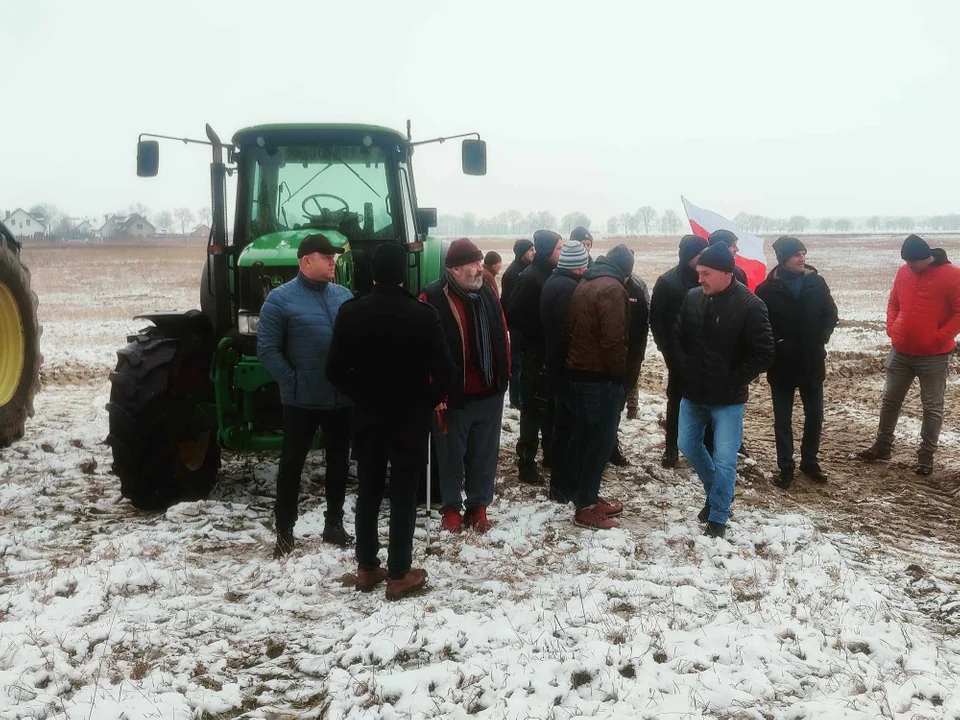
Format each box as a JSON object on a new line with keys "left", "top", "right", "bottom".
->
{"left": 246, "top": 144, "right": 395, "bottom": 242}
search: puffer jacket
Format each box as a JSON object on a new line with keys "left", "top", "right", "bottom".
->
{"left": 566, "top": 259, "right": 630, "bottom": 382}
{"left": 540, "top": 268, "right": 582, "bottom": 381}
{"left": 670, "top": 280, "right": 774, "bottom": 406}
{"left": 887, "top": 249, "right": 960, "bottom": 356}
{"left": 257, "top": 273, "right": 354, "bottom": 409}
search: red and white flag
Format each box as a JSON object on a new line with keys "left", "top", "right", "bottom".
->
{"left": 681, "top": 196, "right": 767, "bottom": 291}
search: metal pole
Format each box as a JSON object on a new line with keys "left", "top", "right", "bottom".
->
{"left": 425, "top": 433, "right": 432, "bottom": 550}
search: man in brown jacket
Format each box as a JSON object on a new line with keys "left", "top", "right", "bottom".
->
{"left": 565, "top": 244, "right": 635, "bottom": 529}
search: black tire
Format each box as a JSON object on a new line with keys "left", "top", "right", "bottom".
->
{"left": 106, "top": 323, "right": 221, "bottom": 510}
{"left": 0, "top": 238, "right": 42, "bottom": 448}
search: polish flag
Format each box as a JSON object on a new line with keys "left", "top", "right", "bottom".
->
{"left": 681, "top": 196, "right": 767, "bottom": 291}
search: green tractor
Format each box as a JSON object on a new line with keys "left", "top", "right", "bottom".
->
{"left": 0, "top": 219, "right": 41, "bottom": 448}
{"left": 107, "top": 123, "right": 486, "bottom": 509}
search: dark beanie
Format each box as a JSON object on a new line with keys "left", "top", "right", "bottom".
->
{"left": 708, "top": 229, "right": 738, "bottom": 248}
{"left": 773, "top": 236, "right": 807, "bottom": 265}
{"left": 606, "top": 243, "right": 635, "bottom": 278}
{"left": 484, "top": 251, "right": 502, "bottom": 267}
{"left": 371, "top": 243, "right": 408, "bottom": 285}
{"left": 901, "top": 234, "right": 932, "bottom": 261}
{"left": 679, "top": 234, "right": 709, "bottom": 266}
{"left": 697, "top": 243, "right": 736, "bottom": 273}
{"left": 570, "top": 226, "right": 594, "bottom": 244}
{"left": 445, "top": 237, "right": 483, "bottom": 268}
{"left": 533, "top": 229, "right": 562, "bottom": 257}
{"left": 512, "top": 238, "right": 534, "bottom": 259}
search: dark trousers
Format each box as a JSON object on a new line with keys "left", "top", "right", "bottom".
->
{"left": 517, "top": 347, "right": 553, "bottom": 475}
{"left": 666, "top": 369, "right": 712, "bottom": 454}
{"left": 550, "top": 376, "right": 576, "bottom": 500}
{"left": 275, "top": 405, "right": 352, "bottom": 533}
{"left": 570, "top": 380, "right": 625, "bottom": 510}
{"left": 509, "top": 333, "right": 523, "bottom": 408}
{"left": 354, "top": 408, "right": 429, "bottom": 580}
{"left": 770, "top": 381, "right": 824, "bottom": 470}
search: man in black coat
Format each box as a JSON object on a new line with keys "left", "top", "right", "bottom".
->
{"left": 670, "top": 244, "right": 774, "bottom": 539}
{"left": 326, "top": 244, "right": 454, "bottom": 601}
{"left": 540, "top": 240, "right": 590, "bottom": 503}
{"left": 502, "top": 239, "right": 535, "bottom": 409}
{"left": 650, "top": 235, "right": 709, "bottom": 466}
{"left": 755, "top": 237, "right": 839, "bottom": 488}
{"left": 506, "top": 230, "right": 563, "bottom": 484}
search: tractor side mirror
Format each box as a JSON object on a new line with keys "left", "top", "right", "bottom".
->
{"left": 137, "top": 140, "right": 159, "bottom": 177}
{"left": 461, "top": 139, "right": 487, "bottom": 176}
{"left": 418, "top": 208, "right": 438, "bottom": 230}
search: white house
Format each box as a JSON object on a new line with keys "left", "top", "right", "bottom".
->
{"left": 3, "top": 209, "right": 47, "bottom": 239}
{"left": 97, "top": 213, "right": 157, "bottom": 239}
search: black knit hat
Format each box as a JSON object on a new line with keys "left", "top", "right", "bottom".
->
{"left": 298, "top": 233, "right": 344, "bottom": 259}
{"left": 901, "top": 234, "right": 932, "bottom": 261}
{"left": 371, "top": 243, "right": 408, "bottom": 285}
{"left": 484, "top": 251, "right": 502, "bottom": 267}
{"left": 696, "top": 243, "right": 736, "bottom": 273}
{"left": 570, "top": 227, "right": 594, "bottom": 244}
{"left": 512, "top": 238, "right": 534, "bottom": 259}
{"left": 773, "top": 236, "right": 807, "bottom": 265}
{"left": 679, "top": 234, "right": 709, "bottom": 266}
{"left": 708, "top": 229, "right": 738, "bottom": 248}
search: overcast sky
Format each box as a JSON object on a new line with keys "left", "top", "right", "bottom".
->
{"left": 3, "top": 0, "right": 958, "bottom": 226}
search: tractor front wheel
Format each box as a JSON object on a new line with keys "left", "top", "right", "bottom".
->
{"left": 0, "top": 240, "right": 41, "bottom": 448}
{"left": 106, "top": 325, "right": 221, "bottom": 510}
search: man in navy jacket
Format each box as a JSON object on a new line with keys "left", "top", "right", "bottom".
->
{"left": 258, "top": 234, "right": 354, "bottom": 558}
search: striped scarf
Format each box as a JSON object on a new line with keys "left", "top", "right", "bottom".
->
{"left": 446, "top": 272, "right": 494, "bottom": 388}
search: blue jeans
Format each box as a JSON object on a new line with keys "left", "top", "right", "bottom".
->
{"left": 570, "top": 381, "right": 625, "bottom": 510}
{"left": 677, "top": 399, "right": 744, "bottom": 525}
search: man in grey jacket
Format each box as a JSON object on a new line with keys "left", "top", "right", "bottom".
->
{"left": 258, "top": 234, "right": 354, "bottom": 557}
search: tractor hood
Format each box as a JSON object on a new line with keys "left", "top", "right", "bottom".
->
{"left": 237, "top": 230, "right": 350, "bottom": 268}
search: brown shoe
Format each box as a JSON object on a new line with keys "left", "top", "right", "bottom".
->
{"left": 386, "top": 569, "right": 429, "bottom": 601}
{"left": 355, "top": 567, "right": 388, "bottom": 593}
{"left": 574, "top": 506, "right": 620, "bottom": 530}
{"left": 595, "top": 496, "right": 624, "bottom": 516}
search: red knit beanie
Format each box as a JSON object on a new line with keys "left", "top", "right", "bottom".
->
{"left": 445, "top": 238, "right": 483, "bottom": 268}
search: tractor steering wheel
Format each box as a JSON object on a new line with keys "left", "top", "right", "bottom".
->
{"left": 301, "top": 194, "right": 350, "bottom": 220}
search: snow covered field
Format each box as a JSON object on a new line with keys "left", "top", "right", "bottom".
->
{"left": 2, "top": 236, "right": 959, "bottom": 719}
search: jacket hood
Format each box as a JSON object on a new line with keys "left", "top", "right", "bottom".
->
{"left": 584, "top": 257, "right": 627, "bottom": 282}
{"left": 512, "top": 239, "right": 534, "bottom": 259}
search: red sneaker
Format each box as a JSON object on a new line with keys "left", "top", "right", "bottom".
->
{"left": 441, "top": 508, "right": 463, "bottom": 534}
{"left": 596, "top": 496, "right": 623, "bottom": 516}
{"left": 574, "top": 506, "right": 621, "bottom": 530}
{"left": 464, "top": 506, "right": 494, "bottom": 534}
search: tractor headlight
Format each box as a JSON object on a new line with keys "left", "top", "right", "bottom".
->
{"left": 238, "top": 313, "right": 260, "bottom": 336}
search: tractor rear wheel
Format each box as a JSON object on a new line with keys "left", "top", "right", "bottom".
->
{"left": 0, "top": 239, "right": 41, "bottom": 448}
{"left": 106, "top": 323, "right": 220, "bottom": 510}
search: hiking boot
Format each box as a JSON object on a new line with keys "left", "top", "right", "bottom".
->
{"left": 775, "top": 467, "right": 794, "bottom": 489}
{"left": 609, "top": 445, "right": 630, "bottom": 467}
{"left": 916, "top": 463, "right": 933, "bottom": 477}
{"left": 322, "top": 520, "right": 353, "bottom": 547}
{"left": 596, "top": 496, "right": 624, "bottom": 517}
{"left": 463, "top": 506, "right": 494, "bottom": 534}
{"left": 661, "top": 447, "right": 679, "bottom": 469}
{"left": 440, "top": 508, "right": 463, "bottom": 534}
{"left": 519, "top": 467, "right": 545, "bottom": 485}
{"left": 386, "top": 569, "right": 428, "bottom": 601}
{"left": 704, "top": 521, "right": 726, "bottom": 539}
{"left": 737, "top": 443, "right": 749, "bottom": 458}
{"left": 697, "top": 502, "right": 710, "bottom": 523}
{"left": 574, "top": 506, "right": 621, "bottom": 530}
{"left": 355, "top": 567, "right": 388, "bottom": 593}
{"left": 627, "top": 406, "right": 638, "bottom": 421}
{"left": 548, "top": 488, "right": 570, "bottom": 504}
{"left": 273, "top": 529, "right": 295, "bottom": 559}
{"left": 800, "top": 461, "right": 828, "bottom": 483}
{"left": 856, "top": 442, "right": 892, "bottom": 462}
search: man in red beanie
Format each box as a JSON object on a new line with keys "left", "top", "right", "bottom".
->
{"left": 419, "top": 238, "right": 511, "bottom": 534}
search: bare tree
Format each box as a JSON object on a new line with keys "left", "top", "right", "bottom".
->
{"left": 534, "top": 211, "right": 557, "bottom": 231}
{"left": 867, "top": 215, "right": 881, "bottom": 231}
{"left": 619, "top": 212, "right": 635, "bottom": 235}
{"left": 129, "top": 202, "right": 152, "bottom": 222}
{"left": 154, "top": 210, "right": 173, "bottom": 233}
{"left": 173, "top": 208, "right": 194, "bottom": 235}
{"left": 819, "top": 218, "right": 834, "bottom": 232}
{"left": 636, "top": 206, "right": 658, "bottom": 234}
{"left": 661, "top": 209, "right": 681, "bottom": 234}
{"left": 505, "top": 209, "right": 523, "bottom": 234}
{"left": 561, "top": 212, "right": 590, "bottom": 234}
{"left": 197, "top": 207, "right": 212, "bottom": 226}
{"left": 834, "top": 218, "right": 853, "bottom": 232}
{"left": 28, "top": 203, "right": 61, "bottom": 235}
{"left": 733, "top": 211, "right": 750, "bottom": 229}
{"left": 607, "top": 216, "right": 619, "bottom": 235}
{"left": 788, "top": 215, "right": 810, "bottom": 233}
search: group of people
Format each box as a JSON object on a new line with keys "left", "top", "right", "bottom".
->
{"left": 257, "top": 227, "right": 960, "bottom": 598}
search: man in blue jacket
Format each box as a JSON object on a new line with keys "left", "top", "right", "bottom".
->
{"left": 258, "top": 234, "right": 355, "bottom": 558}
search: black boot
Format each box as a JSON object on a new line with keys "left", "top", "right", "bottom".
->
{"left": 775, "top": 467, "right": 794, "bottom": 489}
{"left": 697, "top": 502, "right": 710, "bottom": 523}
{"left": 626, "top": 406, "right": 638, "bottom": 421}
{"left": 661, "top": 447, "right": 679, "bottom": 469}
{"left": 856, "top": 442, "right": 892, "bottom": 462}
{"left": 915, "top": 462, "right": 933, "bottom": 477}
{"left": 800, "top": 461, "right": 828, "bottom": 483}
{"left": 609, "top": 444, "right": 630, "bottom": 467}
{"left": 519, "top": 466, "right": 545, "bottom": 485}
{"left": 273, "top": 529, "right": 295, "bottom": 559}
{"left": 704, "top": 522, "right": 726, "bottom": 539}
{"left": 322, "top": 518, "right": 353, "bottom": 547}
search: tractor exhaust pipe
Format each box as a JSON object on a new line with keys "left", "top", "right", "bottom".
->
{"left": 205, "top": 124, "right": 232, "bottom": 337}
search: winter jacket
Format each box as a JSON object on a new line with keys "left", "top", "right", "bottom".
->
{"left": 326, "top": 284, "right": 455, "bottom": 415}
{"left": 886, "top": 249, "right": 960, "bottom": 356}
{"left": 257, "top": 273, "right": 354, "bottom": 409}
{"left": 755, "top": 264, "right": 839, "bottom": 385}
{"left": 670, "top": 280, "right": 775, "bottom": 406}
{"left": 625, "top": 275, "right": 651, "bottom": 392}
{"left": 505, "top": 256, "right": 555, "bottom": 352}
{"left": 500, "top": 258, "right": 530, "bottom": 310}
{"left": 419, "top": 277, "right": 510, "bottom": 409}
{"left": 540, "top": 268, "right": 582, "bottom": 381}
{"left": 650, "top": 264, "right": 700, "bottom": 365}
{"left": 481, "top": 267, "right": 500, "bottom": 298}
{"left": 566, "top": 259, "right": 630, "bottom": 383}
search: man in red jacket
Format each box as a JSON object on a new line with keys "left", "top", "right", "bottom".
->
{"left": 858, "top": 235, "right": 960, "bottom": 475}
